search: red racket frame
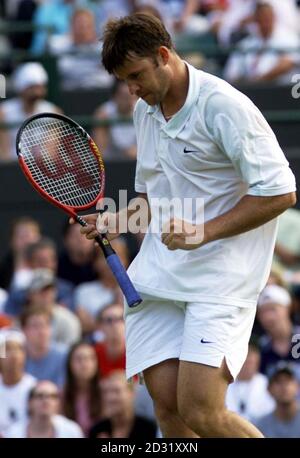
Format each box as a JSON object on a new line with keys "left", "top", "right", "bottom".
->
{"left": 17, "top": 113, "right": 105, "bottom": 219}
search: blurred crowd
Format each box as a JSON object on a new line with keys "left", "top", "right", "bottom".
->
{"left": 1, "top": 0, "right": 300, "bottom": 162}
{"left": 1, "top": 0, "right": 300, "bottom": 439}
{"left": 0, "top": 207, "right": 300, "bottom": 438}
{"left": 0, "top": 217, "right": 158, "bottom": 438}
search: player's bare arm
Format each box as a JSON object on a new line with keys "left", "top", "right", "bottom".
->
{"left": 162, "top": 192, "right": 297, "bottom": 251}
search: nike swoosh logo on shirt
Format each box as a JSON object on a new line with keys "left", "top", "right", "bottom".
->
{"left": 184, "top": 147, "right": 200, "bottom": 154}
{"left": 200, "top": 338, "right": 214, "bottom": 344}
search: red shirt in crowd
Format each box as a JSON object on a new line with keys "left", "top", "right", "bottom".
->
{"left": 94, "top": 342, "right": 126, "bottom": 376}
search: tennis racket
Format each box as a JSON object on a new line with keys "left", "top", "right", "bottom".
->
{"left": 16, "top": 112, "right": 142, "bottom": 308}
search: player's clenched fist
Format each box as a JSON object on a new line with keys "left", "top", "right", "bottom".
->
{"left": 161, "top": 218, "right": 204, "bottom": 250}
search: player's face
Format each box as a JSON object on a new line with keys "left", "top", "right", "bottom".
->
{"left": 115, "top": 50, "right": 171, "bottom": 106}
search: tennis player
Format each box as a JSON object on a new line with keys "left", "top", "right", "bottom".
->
{"left": 80, "top": 13, "right": 297, "bottom": 437}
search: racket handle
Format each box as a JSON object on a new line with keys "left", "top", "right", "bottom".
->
{"left": 106, "top": 253, "right": 142, "bottom": 308}
{"left": 76, "top": 215, "right": 142, "bottom": 308}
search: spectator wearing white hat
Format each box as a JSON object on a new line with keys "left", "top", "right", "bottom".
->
{"left": 0, "top": 62, "right": 62, "bottom": 162}
{"left": 257, "top": 284, "right": 300, "bottom": 381}
{"left": 0, "top": 328, "right": 36, "bottom": 437}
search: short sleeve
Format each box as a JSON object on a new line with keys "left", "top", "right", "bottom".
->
{"left": 133, "top": 101, "right": 147, "bottom": 194}
{"left": 205, "top": 92, "right": 296, "bottom": 196}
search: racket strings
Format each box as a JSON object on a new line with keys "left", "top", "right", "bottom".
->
{"left": 19, "top": 117, "right": 103, "bottom": 207}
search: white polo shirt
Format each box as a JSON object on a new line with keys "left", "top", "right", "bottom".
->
{"left": 127, "top": 64, "right": 296, "bottom": 307}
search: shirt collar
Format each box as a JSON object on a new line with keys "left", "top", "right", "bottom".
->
{"left": 146, "top": 63, "right": 202, "bottom": 138}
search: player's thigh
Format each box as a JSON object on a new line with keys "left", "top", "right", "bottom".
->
{"left": 177, "top": 359, "right": 230, "bottom": 419}
{"left": 177, "top": 302, "right": 256, "bottom": 415}
{"left": 143, "top": 358, "right": 179, "bottom": 411}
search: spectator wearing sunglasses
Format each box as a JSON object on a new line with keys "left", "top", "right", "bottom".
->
{"left": 94, "top": 303, "right": 125, "bottom": 377}
{"left": 3, "top": 380, "right": 84, "bottom": 438}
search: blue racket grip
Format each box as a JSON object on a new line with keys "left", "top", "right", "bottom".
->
{"left": 106, "top": 253, "right": 142, "bottom": 308}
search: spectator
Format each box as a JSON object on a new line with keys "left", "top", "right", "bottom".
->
{"left": 21, "top": 306, "right": 67, "bottom": 387}
{"left": 209, "top": 0, "right": 300, "bottom": 45}
{"left": 0, "top": 328, "right": 36, "bottom": 436}
{"left": 266, "top": 0, "right": 300, "bottom": 36}
{"left": 58, "top": 221, "right": 96, "bottom": 287}
{"left": 89, "top": 370, "right": 157, "bottom": 438}
{"left": 223, "top": 2, "right": 300, "bottom": 85}
{"left": 30, "top": 0, "right": 79, "bottom": 55}
{"left": 94, "top": 303, "right": 125, "bottom": 377}
{"left": 5, "top": 238, "right": 75, "bottom": 316}
{"left": 274, "top": 208, "right": 300, "bottom": 282}
{"left": 226, "top": 343, "right": 275, "bottom": 421}
{"left": 50, "top": 8, "right": 113, "bottom": 90}
{"left": 91, "top": 281, "right": 155, "bottom": 423}
{"left": 251, "top": 267, "right": 287, "bottom": 336}
{"left": 159, "top": 0, "right": 208, "bottom": 35}
{"left": 93, "top": 80, "right": 137, "bottom": 161}
{"left": 26, "top": 269, "right": 81, "bottom": 348}
{"left": 4, "top": 380, "right": 84, "bottom": 437}
{"left": 0, "top": 216, "right": 41, "bottom": 290}
{"left": 62, "top": 342, "right": 102, "bottom": 436}
{"left": 256, "top": 284, "right": 300, "bottom": 381}
{"left": 208, "top": 0, "right": 254, "bottom": 45}
{"left": 0, "top": 62, "right": 62, "bottom": 161}
{"left": 93, "top": 0, "right": 133, "bottom": 35}
{"left": 25, "top": 238, "right": 74, "bottom": 310}
{"left": 74, "top": 237, "right": 129, "bottom": 335}
{"left": 254, "top": 363, "right": 300, "bottom": 438}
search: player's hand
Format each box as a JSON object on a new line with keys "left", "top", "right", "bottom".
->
{"left": 161, "top": 218, "right": 204, "bottom": 250}
{"left": 96, "top": 211, "right": 120, "bottom": 241}
{"left": 69, "top": 212, "right": 119, "bottom": 242}
{"left": 69, "top": 213, "right": 99, "bottom": 240}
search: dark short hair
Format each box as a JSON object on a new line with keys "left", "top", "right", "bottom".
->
{"left": 20, "top": 305, "right": 51, "bottom": 328}
{"left": 268, "top": 363, "right": 296, "bottom": 385}
{"left": 24, "top": 237, "right": 57, "bottom": 262}
{"left": 255, "top": 2, "right": 273, "bottom": 14}
{"left": 102, "top": 13, "right": 174, "bottom": 74}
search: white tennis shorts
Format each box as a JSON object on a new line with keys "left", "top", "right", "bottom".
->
{"left": 124, "top": 294, "right": 256, "bottom": 380}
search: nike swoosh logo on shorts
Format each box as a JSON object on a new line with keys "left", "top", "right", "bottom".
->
{"left": 200, "top": 338, "right": 214, "bottom": 344}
